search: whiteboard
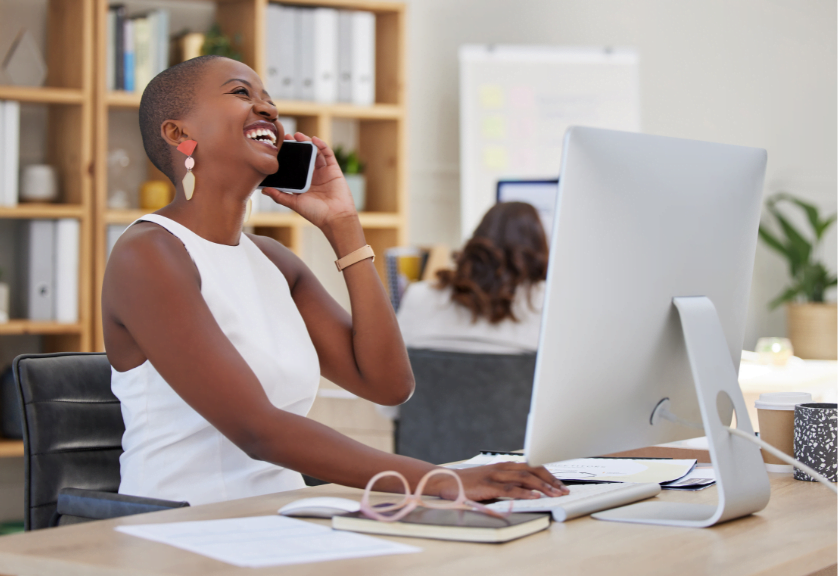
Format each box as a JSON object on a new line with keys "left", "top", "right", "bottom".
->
{"left": 459, "top": 46, "right": 640, "bottom": 240}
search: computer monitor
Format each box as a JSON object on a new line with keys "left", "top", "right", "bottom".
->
{"left": 524, "top": 127, "right": 771, "bottom": 527}
{"left": 496, "top": 180, "right": 559, "bottom": 239}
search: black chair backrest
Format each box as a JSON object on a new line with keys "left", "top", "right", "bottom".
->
{"left": 397, "top": 349, "right": 537, "bottom": 465}
{"left": 13, "top": 352, "right": 123, "bottom": 531}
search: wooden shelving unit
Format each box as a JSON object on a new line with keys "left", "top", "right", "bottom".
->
{"left": 0, "top": 0, "right": 405, "bottom": 458}
{"left": 92, "top": 0, "right": 408, "bottom": 350}
{"left": 0, "top": 0, "right": 95, "bottom": 362}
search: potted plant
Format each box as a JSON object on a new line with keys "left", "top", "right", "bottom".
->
{"left": 201, "top": 23, "right": 242, "bottom": 61}
{"left": 334, "top": 146, "right": 366, "bottom": 211}
{"left": 0, "top": 267, "right": 8, "bottom": 324}
{"left": 758, "top": 193, "right": 837, "bottom": 359}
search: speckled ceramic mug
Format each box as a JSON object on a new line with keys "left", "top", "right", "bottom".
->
{"left": 793, "top": 403, "right": 837, "bottom": 482}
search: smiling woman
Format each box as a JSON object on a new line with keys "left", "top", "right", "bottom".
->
{"left": 100, "top": 56, "right": 568, "bottom": 507}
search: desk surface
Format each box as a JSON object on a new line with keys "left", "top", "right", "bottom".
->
{"left": 0, "top": 471, "right": 834, "bottom": 575}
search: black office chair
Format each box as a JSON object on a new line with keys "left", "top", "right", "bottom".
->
{"left": 13, "top": 352, "right": 188, "bottom": 530}
{"left": 396, "top": 349, "right": 537, "bottom": 465}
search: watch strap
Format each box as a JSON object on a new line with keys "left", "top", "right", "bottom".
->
{"left": 335, "top": 244, "right": 375, "bottom": 272}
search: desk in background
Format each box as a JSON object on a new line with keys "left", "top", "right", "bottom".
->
{"left": 0, "top": 451, "right": 833, "bottom": 576}
{"left": 308, "top": 380, "right": 394, "bottom": 454}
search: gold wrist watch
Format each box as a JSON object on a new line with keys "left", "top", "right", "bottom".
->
{"left": 335, "top": 245, "right": 375, "bottom": 272}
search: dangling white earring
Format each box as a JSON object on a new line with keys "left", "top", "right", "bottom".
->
{"left": 176, "top": 140, "right": 198, "bottom": 200}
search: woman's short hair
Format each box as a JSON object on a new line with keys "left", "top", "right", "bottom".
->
{"left": 436, "top": 201, "right": 548, "bottom": 323}
{"left": 139, "top": 55, "right": 224, "bottom": 184}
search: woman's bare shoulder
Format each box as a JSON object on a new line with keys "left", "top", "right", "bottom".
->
{"left": 108, "top": 221, "right": 198, "bottom": 279}
{"left": 103, "top": 221, "right": 202, "bottom": 370}
{"left": 104, "top": 221, "right": 201, "bottom": 316}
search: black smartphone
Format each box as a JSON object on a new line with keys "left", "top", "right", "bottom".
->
{"left": 259, "top": 140, "right": 318, "bottom": 193}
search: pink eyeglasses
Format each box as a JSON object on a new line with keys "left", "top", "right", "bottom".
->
{"left": 360, "top": 468, "right": 511, "bottom": 522}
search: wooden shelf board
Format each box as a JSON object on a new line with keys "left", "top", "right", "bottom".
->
{"left": 108, "top": 210, "right": 402, "bottom": 229}
{"left": 0, "top": 85, "right": 84, "bottom": 105}
{"left": 358, "top": 212, "right": 402, "bottom": 228}
{"left": 247, "top": 212, "right": 298, "bottom": 227}
{"left": 0, "top": 204, "right": 85, "bottom": 220}
{"left": 277, "top": 101, "right": 403, "bottom": 119}
{"left": 106, "top": 91, "right": 141, "bottom": 108}
{"left": 104, "top": 208, "right": 146, "bottom": 224}
{"left": 270, "top": 0, "right": 405, "bottom": 13}
{"left": 105, "top": 91, "right": 402, "bottom": 119}
{"left": 0, "top": 320, "right": 83, "bottom": 335}
{"left": 0, "top": 439, "right": 24, "bottom": 458}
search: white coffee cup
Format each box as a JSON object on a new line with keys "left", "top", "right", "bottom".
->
{"left": 754, "top": 392, "right": 813, "bottom": 472}
{"left": 20, "top": 164, "right": 58, "bottom": 202}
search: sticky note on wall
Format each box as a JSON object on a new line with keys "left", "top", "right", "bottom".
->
{"left": 482, "top": 145, "right": 508, "bottom": 170}
{"left": 481, "top": 115, "right": 506, "bottom": 139}
{"left": 479, "top": 85, "right": 504, "bottom": 109}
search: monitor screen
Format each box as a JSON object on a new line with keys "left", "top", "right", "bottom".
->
{"left": 496, "top": 179, "right": 559, "bottom": 239}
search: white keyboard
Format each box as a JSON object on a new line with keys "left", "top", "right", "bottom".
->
{"left": 484, "top": 482, "right": 661, "bottom": 522}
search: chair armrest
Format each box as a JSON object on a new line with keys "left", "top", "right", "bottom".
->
{"left": 52, "top": 488, "right": 189, "bottom": 525}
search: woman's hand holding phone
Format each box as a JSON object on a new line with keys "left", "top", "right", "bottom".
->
{"left": 262, "top": 133, "right": 358, "bottom": 233}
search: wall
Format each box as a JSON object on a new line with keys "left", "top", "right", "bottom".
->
{"left": 404, "top": 0, "right": 837, "bottom": 350}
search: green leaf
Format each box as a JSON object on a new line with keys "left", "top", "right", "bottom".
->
{"left": 757, "top": 225, "right": 790, "bottom": 258}
{"left": 799, "top": 263, "right": 826, "bottom": 302}
{"left": 768, "top": 206, "right": 811, "bottom": 274}
{"left": 332, "top": 146, "right": 364, "bottom": 175}
{"left": 816, "top": 213, "right": 837, "bottom": 241}
{"left": 768, "top": 285, "right": 803, "bottom": 310}
{"left": 774, "top": 192, "right": 821, "bottom": 234}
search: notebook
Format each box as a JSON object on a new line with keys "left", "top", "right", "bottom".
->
{"left": 332, "top": 507, "right": 549, "bottom": 543}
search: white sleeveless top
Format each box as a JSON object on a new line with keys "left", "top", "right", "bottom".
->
{"left": 111, "top": 214, "right": 320, "bottom": 505}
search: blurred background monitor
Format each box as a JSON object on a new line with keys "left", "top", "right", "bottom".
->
{"left": 496, "top": 179, "right": 559, "bottom": 239}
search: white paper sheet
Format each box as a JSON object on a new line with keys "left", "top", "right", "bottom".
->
{"left": 116, "top": 515, "right": 421, "bottom": 568}
{"left": 662, "top": 464, "right": 716, "bottom": 490}
{"left": 544, "top": 458, "right": 696, "bottom": 484}
{"left": 454, "top": 453, "right": 696, "bottom": 484}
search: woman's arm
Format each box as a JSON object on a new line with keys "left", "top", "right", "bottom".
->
{"left": 104, "top": 228, "right": 565, "bottom": 500}
{"left": 259, "top": 133, "right": 413, "bottom": 406}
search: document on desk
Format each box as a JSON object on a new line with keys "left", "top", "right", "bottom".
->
{"left": 456, "top": 453, "right": 696, "bottom": 484}
{"left": 545, "top": 458, "right": 696, "bottom": 484}
{"left": 116, "top": 515, "right": 421, "bottom": 568}
{"left": 661, "top": 464, "right": 716, "bottom": 490}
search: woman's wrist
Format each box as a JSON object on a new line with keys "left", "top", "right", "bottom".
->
{"left": 321, "top": 212, "right": 366, "bottom": 258}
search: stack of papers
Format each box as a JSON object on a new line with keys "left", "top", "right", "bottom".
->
{"left": 117, "top": 516, "right": 421, "bottom": 568}
{"left": 544, "top": 458, "right": 696, "bottom": 484}
{"left": 455, "top": 453, "right": 716, "bottom": 489}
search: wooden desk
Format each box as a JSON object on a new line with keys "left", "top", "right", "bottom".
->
{"left": 0, "top": 470, "right": 833, "bottom": 576}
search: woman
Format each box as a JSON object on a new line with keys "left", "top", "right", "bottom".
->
{"left": 398, "top": 202, "right": 548, "bottom": 354}
{"left": 102, "top": 55, "right": 566, "bottom": 505}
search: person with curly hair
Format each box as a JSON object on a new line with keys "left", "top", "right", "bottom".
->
{"left": 398, "top": 202, "right": 548, "bottom": 354}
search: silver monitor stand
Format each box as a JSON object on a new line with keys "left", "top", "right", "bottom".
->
{"left": 593, "top": 296, "right": 770, "bottom": 526}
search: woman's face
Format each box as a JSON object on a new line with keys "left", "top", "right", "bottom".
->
{"left": 180, "top": 58, "right": 283, "bottom": 180}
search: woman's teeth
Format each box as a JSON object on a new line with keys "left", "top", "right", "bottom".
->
{"left": 246, "top": 128, "right": 277, "bottom": 145}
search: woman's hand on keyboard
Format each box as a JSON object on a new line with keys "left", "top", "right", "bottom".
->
{"left": 431, "top": 463, "right": 570, "bottom": 501}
